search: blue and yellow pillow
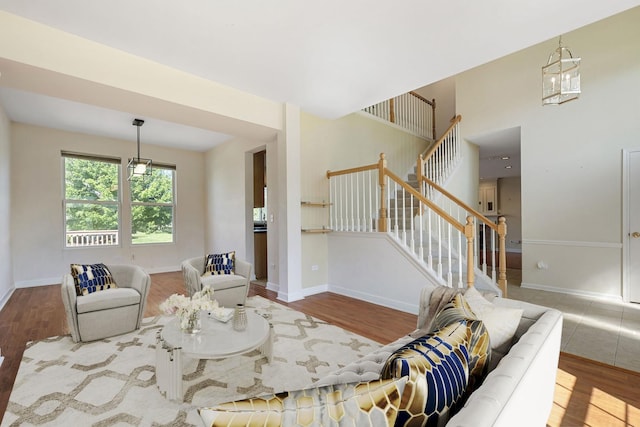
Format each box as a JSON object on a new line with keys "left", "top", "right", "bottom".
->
{"left": 381, "top": 293, "right": 490, "bottom": 427}
{"left": 198, "top": 378, "right": 407, "bottom": 427}
{"left": 70, "top": 263, "right": 117, "bottom": 296}
{"left": 204, "top": 251, "right": 235, "bottom": 276}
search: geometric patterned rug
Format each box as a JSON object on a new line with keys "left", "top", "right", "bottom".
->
{"left": 2, "top": 296, "right": 382, "bottom": 426}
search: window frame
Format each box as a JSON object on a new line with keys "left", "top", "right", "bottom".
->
{"left": 129, "top": 162, "right": 176, "bottom": 246}
{"left": 62, "top": 151, "right": 122, "bottom": 249}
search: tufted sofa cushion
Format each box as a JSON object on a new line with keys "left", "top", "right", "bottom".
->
{"left": 314, "top": 335, "right": 415, "bottom": 387}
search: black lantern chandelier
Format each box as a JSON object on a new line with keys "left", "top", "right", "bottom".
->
{"left": 127, "top": 118, "right": 152, "bottom": 180}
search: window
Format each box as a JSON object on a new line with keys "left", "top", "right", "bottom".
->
{"left": 63, "top": 152, "right": 120, "bottom": 247}
{"left": 130, "top": 164, "right": 175, "bottom": 244}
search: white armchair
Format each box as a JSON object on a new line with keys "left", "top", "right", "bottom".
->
{"left": 61, "top": 264, "right": 151, "bottom": 343}
{"left": 181, "top": 256, "right": 252, "bottom": 307}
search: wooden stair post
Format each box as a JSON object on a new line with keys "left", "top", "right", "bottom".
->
{"left": 465, "top": 216, "right": 475, "bottom": 288}
{"left": 378, "top": 153, "right": 388, "bottom": 232}
{"left": 498, "top": 216, "right": 508, "bottom": 296}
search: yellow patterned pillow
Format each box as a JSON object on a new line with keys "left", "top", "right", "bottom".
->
{"left": 198, "top": 378, "right": 407, "bottom": 427}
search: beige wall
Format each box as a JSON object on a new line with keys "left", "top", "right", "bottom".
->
{"left": 0, "top": 102, "right": 11, "bottom": 306}
{"left": 442, "top": 139, "right": 480, "bottom": 209}
{"left": 414, "top": 76, "right": 456, "bottom": 139}
{"left": 300, "top": 112, "right": 429, "bottom": 289}
{"left": 456, "top": 8, "right": 640, "bottom": 298}
{"left": 10, "top": 123, "right": 206, "bottom": 286}
{"left": 204, "top": 136, "right": 273, "bottom": 270}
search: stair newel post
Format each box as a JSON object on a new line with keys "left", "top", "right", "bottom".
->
{"left": 497, "top": 216, "right": 508, "bottom": 296}
{"left": 417, "top": 155, "right": 424, "bottom": 195}
{"left": 430, "top": 98, "right": 436, "bottom": 140}
{"left": 465, "top": 216, "right": 475, "bottom": 288}
{"left": 389, "top": 98, "right": 395, "bottom": 124}
{"left": 378, "top": 153, "right": 388, "bottom": 232}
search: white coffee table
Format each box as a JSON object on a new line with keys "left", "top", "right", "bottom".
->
{"left": 155, "top": 310, "right": 273, "bottom": 401}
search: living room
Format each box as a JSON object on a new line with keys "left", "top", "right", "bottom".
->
{"left": 1, "top": 2, "right": 640, "bottom": 426}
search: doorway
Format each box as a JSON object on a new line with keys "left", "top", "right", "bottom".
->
{"left": 624, "top": 149, "right": 640, "bottom": 303}
{"left": 473, "top": 127, "right": 523, "bottom": 283}
{"left": 253, "top": 150, "right": 268, "bottom": 281}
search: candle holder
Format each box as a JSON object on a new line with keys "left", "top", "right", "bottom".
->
{"left": 233, "top": 303, "right": 248, "bottom": 331}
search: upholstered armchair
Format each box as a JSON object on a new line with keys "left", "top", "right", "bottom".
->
{"left": 181, "top": 256, "right": 252, "bottom": 307}
{"left": 61, "top": 264, "right": 151, "bottom": 343}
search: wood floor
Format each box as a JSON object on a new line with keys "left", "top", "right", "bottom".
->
{"left": 1, "top": 271, "right": 639, "bottom": 426}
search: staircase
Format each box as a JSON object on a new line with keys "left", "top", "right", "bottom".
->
{"left": 326, "top": 112, "right": 507, "bottom": 296}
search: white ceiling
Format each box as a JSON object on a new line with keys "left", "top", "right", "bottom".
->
{"left": 0, "top": 1, "right": 638, "bottom": 151}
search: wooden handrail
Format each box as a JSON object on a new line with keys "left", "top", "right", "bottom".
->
{"left": 384, "top": 169, "right": 464, "bottom": 233}
{"left": 326, "top": 163, "right": 378, "bottom": 179}
{"left": 420, "top": 176, "right": 498, "bottom": 232}
{"left": 422, "top": 114, "right": 462, "bottom": 159}
{"left": 408, "top": 91, "right": 435, "bottom": 107}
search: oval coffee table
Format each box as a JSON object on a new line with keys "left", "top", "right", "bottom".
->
{"left": 155, "top": 310, "right": 273, "bottom": 401}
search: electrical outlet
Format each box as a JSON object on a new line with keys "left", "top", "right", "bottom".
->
{"left": 311, "top": 265, "right": 319, "bottom": 271}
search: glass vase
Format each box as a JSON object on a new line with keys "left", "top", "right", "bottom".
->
{"left": 182, "top": 310, "right": 202, "bottom": 334}
{"left": 233, "top": 303, "right": 248, "bottom": 331}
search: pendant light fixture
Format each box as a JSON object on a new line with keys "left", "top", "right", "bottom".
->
{"left": 542, "top": 36, "right": 581, "bottom": 105}
{"left": 127, "top": 118, "right": 152, "bottom": 180}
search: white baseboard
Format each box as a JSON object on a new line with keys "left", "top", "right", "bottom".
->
{"left": 301, "top": 284, "right": 329, "bottom": 297}
{"left": 145, "top": 266, "right": 180, "bottom": 274}
{"left": 328, "top": 284, "right": 418, "bottom": 315}
{"left": 266, "top": 281, "right": 279, "bottom": 293}
{"left": 521, "top": 282, "right": 623, "bottom": 302}
{"left": 0, "top": 287, "right": 15, "bottom": 312}
{"left": 15, "top": 277, "right": 61, "bottom": 288}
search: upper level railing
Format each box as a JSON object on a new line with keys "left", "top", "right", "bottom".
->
{"left": 362, "top": 91, "right": 436, "bottom": 141}
{"left": 326, "top": 153, "right": 507, "bottom": 295}
{"left": 419, "top": 115, "right": 462, "bottom": 188}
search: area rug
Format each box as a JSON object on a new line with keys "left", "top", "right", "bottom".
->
{"left": 2, "top": 296, "right": 382, "bottom": 426}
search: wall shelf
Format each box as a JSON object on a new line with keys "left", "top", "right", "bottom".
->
{"left": 301, "top": 201, "right": 331, "bottom": 233}
{"left": 301, "top": 228, "right": 333, "bottom": 234}
{"left": 301, "top": 201, "right": 332, "bottom": 207}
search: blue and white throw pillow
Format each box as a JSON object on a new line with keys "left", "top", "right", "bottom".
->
{"left": 381, "top": 293, "right": 491, "bottom": 427}
{"left": 204, "top": 251, "right": 235, "bottom": 276}
{"left": 70, "top": 263, "right": 117, "bottom": 296}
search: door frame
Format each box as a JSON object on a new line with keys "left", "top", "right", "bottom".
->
{"left": 622, "top": 148, "right": 640, "bottom": 303}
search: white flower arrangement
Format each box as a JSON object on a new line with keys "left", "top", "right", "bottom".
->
{"left": 159, "top": 286, "right": 220, "bottom": 330}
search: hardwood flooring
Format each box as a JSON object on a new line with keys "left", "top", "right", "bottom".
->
{"left": 1, "top": 271, "right": 639, "bottom": 426}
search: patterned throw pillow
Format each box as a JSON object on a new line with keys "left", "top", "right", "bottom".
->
{"left": 203, "top": 251, "right": 235, "bottom": 276}
{"left": 380, "top": 294, "right": 490, "bottom": 427}
{"left": 198, "top": 378, "right": 407, "bottom": 427}
{"left": 431, "top": 292, "right": 477, "bottom": 330}
{"left": 70, "top": 263, "right": 117, "bottom": 296}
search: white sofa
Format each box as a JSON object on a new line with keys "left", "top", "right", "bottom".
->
{"left": 315, "top": 285, "right": 563, "bottom": 427}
